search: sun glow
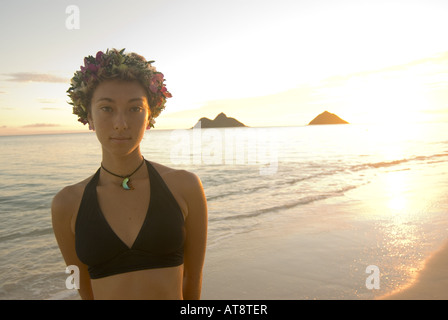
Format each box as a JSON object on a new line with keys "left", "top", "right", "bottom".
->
{"left": 384, "top": 170, "right": 413, "bottom": 215}
{"left": 340, "top": 72, "right": 429, "bottom": 125}
{"left": 389, "top": 196, "right": 407, "bottom": 212}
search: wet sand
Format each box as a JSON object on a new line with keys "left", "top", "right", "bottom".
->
{"left": 380, "top": 239, "right": 448, "bottom": 300}
{"left": 202, "top": 163, "right": 448, "bottom": 300}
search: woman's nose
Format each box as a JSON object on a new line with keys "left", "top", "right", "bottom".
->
{"left": 114, "top": 112, "right": 128, "bottom": 130}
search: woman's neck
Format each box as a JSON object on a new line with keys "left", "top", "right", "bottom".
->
{"left": 100, "top": 148, "right": 145, "bottom": 177}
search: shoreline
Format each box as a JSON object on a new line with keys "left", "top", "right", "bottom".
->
{"left": 379, "top": 239, "right": 448, "bottom": 300}
{"left": 202, "top": 162, "right": 448, "bottom": 300}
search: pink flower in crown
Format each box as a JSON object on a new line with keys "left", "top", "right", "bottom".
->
{"left": 153, "top": 73, "right": 164, "bottom": 82}
{"left": 81, "top": 59, "right": 99, "bottom": 74}
{"left": 161, "top": 86, "right": 172, "bottom": 98}
{"left": 95, "top": 51, "right": 104, "bottom": 63}
{"left": 88, "top": 64, "right": 99, "bottom": 73}
{"left": 149, "top": 73, "right": 164, "bottom": 93}
{"left": 80, "top": 64, "right": 87, "bottom": 74}
{"left": 149, "top": 83, "right": 158, "bottom": 93}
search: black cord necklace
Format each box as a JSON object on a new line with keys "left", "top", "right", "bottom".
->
{"left": 101, "top": 157, "right": 145, "bottom": 190}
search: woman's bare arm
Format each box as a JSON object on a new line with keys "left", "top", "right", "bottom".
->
{"left": 52, "top": 185, "right": 94, "bottom": 300}
{"left": 181, "top": 172, "right": 208, "bottom": 300}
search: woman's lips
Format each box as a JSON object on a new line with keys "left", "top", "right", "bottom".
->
{"left": 110, "top": 136, "right": 131, "bottom": 143}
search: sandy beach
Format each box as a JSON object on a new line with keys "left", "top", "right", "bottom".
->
{"left": 380, "top": 239, "right": 448, "bottom": 300}
{"left": 202, "top": 162, "right": 448, "bottom": 300}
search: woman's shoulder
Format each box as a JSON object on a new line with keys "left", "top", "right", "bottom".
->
{"left": 150, "top": 161, "right": 201, "bottom": 184}
{"left": 149, "top": 161, "right": 206, "bottom": 220}
{"left": 149, "top": 161, "right": 204, "bottom": 199}
{"left": 51, "top": 176, "right": 93, "bottom": 223}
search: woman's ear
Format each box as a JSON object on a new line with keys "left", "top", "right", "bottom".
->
{"left": 146, "top": 112, "right": 153, "bottom": 130}
{"left": 87, "top": 113, "right": 95, "bottom": 131}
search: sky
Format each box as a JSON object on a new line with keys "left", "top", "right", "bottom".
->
{"left": 1, "top": 0, "right": 448, "bottom": 135}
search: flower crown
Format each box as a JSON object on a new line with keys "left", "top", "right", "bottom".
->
{"left": 67, "top": 48, "right": 172, "bottom": 128}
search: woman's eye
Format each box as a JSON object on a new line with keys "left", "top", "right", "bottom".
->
{"left": 100, "top": 106, "right": 112, "bottom": 112}
{"left": 131, "top": 106, "right": 143, "bottom": 112}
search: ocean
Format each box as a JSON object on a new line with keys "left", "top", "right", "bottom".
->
{"left": 1, "top": 122, "right": 447, "bottom": 300}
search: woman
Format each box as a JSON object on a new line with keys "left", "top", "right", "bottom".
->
{"left": 52, "top": 49, "right": 208, "bottom": 300}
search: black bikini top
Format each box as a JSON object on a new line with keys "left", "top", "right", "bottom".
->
{"left": 75, "top": 160, "right": 185, "bottom": 279}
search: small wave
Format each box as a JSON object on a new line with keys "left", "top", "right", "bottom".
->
{"left": 350, "top": 152, "right": 448, "bottom": 172}
{"left": 206, "top": 152, "right": 448, "bottom": 206}
{"left": 207, "top": 183, "right": 269, "bottom": 202}
{"left": 0, "top": 227, "right": 54, "bottom": 243}
{"left": 209, "top": 185, "right": 360, "bottom": 223}
{"left": 207, "top": 173, "right": 329, "bottom": 202}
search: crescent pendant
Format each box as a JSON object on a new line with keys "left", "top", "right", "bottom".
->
{"left": 122, "top": 177, "right": 134, "bottom": 190}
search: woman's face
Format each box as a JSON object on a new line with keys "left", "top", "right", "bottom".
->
{"left": 88, "top": 80, "right": 151, "bottom": 156}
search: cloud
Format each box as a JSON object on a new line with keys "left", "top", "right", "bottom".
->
{"left": 41, "top": 107, "right": 63, "bottom": 110}
{"left": 21, "top": 123, "right": 61, "bottom": 128}
{"left": 4, "top": 72, "right": 68, "bottom": 83}
{"left": 37, "top": 98, "right": 58, "bottom": 104}
{"left": 37, "top": 98, "right": 64, "bottom": 110}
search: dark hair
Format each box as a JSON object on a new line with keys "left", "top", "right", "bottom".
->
{"left": 67, "top": 48, "right": 171, "bottom": 127}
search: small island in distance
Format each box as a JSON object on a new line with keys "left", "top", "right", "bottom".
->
{"left": 191, "top": 110, "right": 348, "bottom": 128}
{"left": 308, "top": 111, "right": 349, "bottom": 125}
{"left": 192, "top": 112, "right": 247, "bottom": 128}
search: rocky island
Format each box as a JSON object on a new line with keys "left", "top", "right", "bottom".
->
{"left": 193, "top": 112, "right": 247, "bottom": 128}
{"left": 308, "top": 111, "right": 349, "bottom": 125}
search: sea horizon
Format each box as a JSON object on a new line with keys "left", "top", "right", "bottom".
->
{"left": 1, "top": 118, "right": 447, "bottom": 138}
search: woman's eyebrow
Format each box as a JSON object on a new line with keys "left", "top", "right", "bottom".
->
{"left": 94, "top": 97, "right": 145, "bottom": 103}
{"left": 95, "top": 97, "right": 114, "bottom": 103}
{"left": 128, "top": 98, "right": 145, "bottom": 103}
